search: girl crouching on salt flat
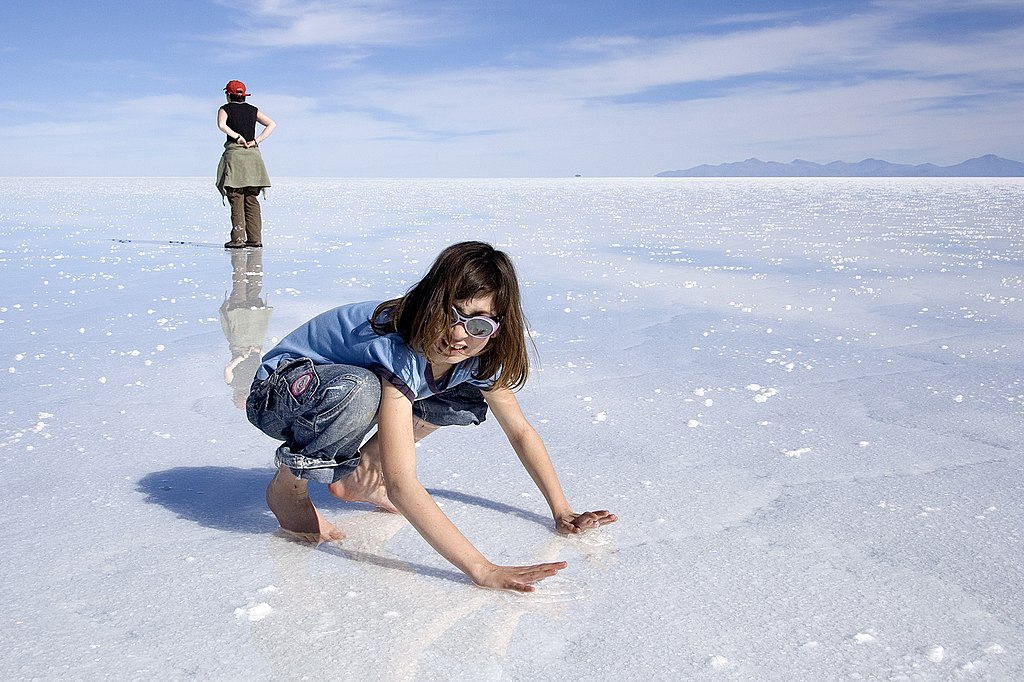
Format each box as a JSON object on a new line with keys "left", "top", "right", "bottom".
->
{"left": 246, "top": 241, "right": 616, "bottom": 592}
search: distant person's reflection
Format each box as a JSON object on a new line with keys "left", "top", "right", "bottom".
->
{"left": 221, "top": 248, "right": 273, "bottom": 408}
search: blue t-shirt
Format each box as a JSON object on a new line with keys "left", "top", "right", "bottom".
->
{"left": 256, "top": 300, "right": 494, "bottom": 401}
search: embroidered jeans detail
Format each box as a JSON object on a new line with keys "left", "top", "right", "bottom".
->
{"left": 247, "top": 361, "right": 380, "bottom": 483}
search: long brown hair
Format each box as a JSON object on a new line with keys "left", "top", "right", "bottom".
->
{"left": 371, "top": 241, "right": 530, "bottom": 390}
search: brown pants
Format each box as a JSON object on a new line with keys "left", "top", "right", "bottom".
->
{"left": 226, "top": 186, "right": 263, "bottom": 244}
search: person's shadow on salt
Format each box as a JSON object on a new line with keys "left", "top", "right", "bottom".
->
{"left": 138, "top": 466, "right": 552, "bottom": 534}
{"left": 137, "top": 466, "right": 548, "bottom": 586}
{"left": 136, "top": 465, "right": 388, "bottom": 534}
{"left": 138, "top": 466, "right": 276, "bottom": 534}
{"left": 426, "top": 488, "right": 551, "bottom": 527}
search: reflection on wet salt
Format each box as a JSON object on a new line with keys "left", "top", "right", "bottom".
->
{"left": 2, "top": 178, "right": 1023, "bottom": 680}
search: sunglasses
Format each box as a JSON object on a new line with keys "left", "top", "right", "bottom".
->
{"left": 451, "top": 307, "right": 500, "bottom": 338}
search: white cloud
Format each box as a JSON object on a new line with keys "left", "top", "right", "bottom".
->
{"left": 212, "top": 0, "right": 442, "bottom": 49}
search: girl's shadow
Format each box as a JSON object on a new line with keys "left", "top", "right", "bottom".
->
{"left": 137, "top": 466, "right": 276, "bottom": 534}
{"left": 136, "top": 466, "right": 550, "bottom": 534}
{"left": 136, "top": 466, "right": 550, "bottom": 586}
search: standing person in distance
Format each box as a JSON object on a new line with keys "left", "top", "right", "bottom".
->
{"left": 216, "top": 79, "right": 275, "bottom": 249}
{"left": 246, "top": 241, "right": 617, "bottom": 592}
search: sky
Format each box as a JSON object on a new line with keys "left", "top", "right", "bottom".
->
{"left": 2, "top": 0, "right": 1023, "bottom": 177}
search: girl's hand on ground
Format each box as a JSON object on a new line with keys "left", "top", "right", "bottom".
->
{"left": 473, "top": 561, "right": 568, "bottom": 592}
{"left": 556, "top": 510, "right": 618, "bottom": 534}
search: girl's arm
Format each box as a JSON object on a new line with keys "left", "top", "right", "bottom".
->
{"left": 216, "top": 107, "right": 244, "bottom": 144}
{"left": 254, "top": 111, "right": 276, "bottom": 145}
{"left": 376, "top": 381, "right": 566, "bottom": 592}
{"left": 483, "top": 386, "right": 617, "bottom": 533}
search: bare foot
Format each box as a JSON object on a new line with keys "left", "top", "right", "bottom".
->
{"left": 328, "top": 422, "right": 439, "bottom": 513}
{"left": 327, "top": 458, "right": 398, "bottom": 513}
{"left": 266, "top": 466, "right": 345, "bottom": 544}
{"left": 327, "top": 440, "right": 398, "bottom": 513}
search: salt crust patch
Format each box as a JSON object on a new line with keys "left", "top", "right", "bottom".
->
{"left": 234, "top": 586, "right": 279, "bottom": 621}
{"left": 708, "top": 655, "right": 732, "bottom": 670}
{"left": 235, "top": 602, "right": 273, "bottom": 622}
{"left": 746, "top": 384, "right": 778, "bottom": 403}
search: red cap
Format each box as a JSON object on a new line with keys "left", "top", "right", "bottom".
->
{"left": 224, "top": 80, "right": 250, "bottom": 96}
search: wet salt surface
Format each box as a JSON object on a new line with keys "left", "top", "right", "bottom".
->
{"left": 1, "top": 177, "right": 1022, "bottom": 680}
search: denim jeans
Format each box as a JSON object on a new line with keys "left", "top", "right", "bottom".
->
{"left": 246, "top": 358, "right": 488, "bottom": 484}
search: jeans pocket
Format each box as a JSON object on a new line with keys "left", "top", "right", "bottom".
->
{"left": 271, "top": 358, "right": 321, "bottom": 409}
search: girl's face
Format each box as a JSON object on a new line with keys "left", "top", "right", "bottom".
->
{"left": 430, "top": 293, "right": 497, "bottom": 369}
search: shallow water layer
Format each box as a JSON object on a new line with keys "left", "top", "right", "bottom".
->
{"left": 1, "top": 177, "right": 1022, "bottom": 680}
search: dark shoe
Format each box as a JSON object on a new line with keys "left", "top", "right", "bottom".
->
{"left": 245, "top": 242, "right": 263, "bottom": 248}
{"left": 224, "top": 240, "right": 245, "bottom": 249}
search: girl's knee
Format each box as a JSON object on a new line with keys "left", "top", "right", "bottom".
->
{"left": 344, "top": 368, "right": 382, "bottom": 413}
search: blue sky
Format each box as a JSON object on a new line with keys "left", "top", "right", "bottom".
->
{"left": 2, "top": 0, "right": 1023, "bottom": 176}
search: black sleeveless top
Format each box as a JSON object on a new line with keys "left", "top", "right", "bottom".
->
{"left": 222, "top": 102, "right": 258, "bottom": 143}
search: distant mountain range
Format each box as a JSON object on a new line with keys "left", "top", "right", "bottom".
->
{"left": 656, "top": 154, "right": 1024, "bottom": 177}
